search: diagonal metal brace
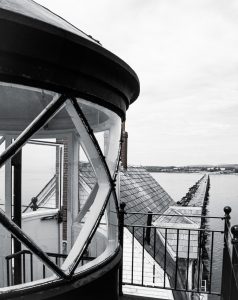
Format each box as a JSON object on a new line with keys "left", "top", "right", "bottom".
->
{"left": 0, "top": 94, "right": 67, "bottom": 169}
{"left": 0, "top": 208, "right": 69, "bottom": 280}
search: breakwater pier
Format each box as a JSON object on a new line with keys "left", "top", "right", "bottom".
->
{"left": 177, "top": 174, "right": 210, "bottom": 211}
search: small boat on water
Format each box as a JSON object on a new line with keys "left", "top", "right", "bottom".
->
{"left": 0, "top": 1, "right": 140, "bottom": 299}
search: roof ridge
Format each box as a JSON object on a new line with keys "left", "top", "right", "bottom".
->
{"left": 170, "top": 207, "right": 198, "bottom": 225}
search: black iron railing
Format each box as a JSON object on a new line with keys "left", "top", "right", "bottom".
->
{"left": 119, "top": 204, "right": 238, "bottom": 299}
{"left": 6, "top": 250, "right": 33, "bottom": 286}
{"left": 6, "top": 250, "right": 96, "bottom": 285}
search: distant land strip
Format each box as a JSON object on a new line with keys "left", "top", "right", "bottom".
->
{"left": 143, "top": 164, "right": 238, "bottom": 174}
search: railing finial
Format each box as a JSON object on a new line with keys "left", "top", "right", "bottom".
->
{"left": 231, "top": 225, "right": 238, "bottom": 244}
{"left": 224, "top": 206, "right": 231, "bottom": 219}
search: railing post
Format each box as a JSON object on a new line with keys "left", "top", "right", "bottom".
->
{"left": 224, "top": 206, "right": 231, "bottom": 243}
{"left": 221, "top": 206, "right": 232, "bottom": 300}
{"left": 230, "top": 225, "right": 238, "bottom": 300}
{"left": 145, "top": 211, "right": 153, "bottom": 244}
{"left": 119, "top": 202, "right": 126, "bottom": 296}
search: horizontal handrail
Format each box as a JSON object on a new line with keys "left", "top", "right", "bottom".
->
{"left": 46, "top": 252, "right": 95, "bottom": 262}
{"left": 124, "top": 223, "right": 224, "bottom": 233}
{"left": 46, "top": 252, "right": 67, "bottom": 259}
{"left": 122, "top": 282, "right": 221, "bottom": 296}
{"left": 6, "top": 250, "right": 32, "bottom": 260}
{"left": 124, "top": 211, "right": 224, "bottom": 220}
{"left": 6, "top": 249, "right": 33, "bottom": 286}
{"left": 0, "top": 203, "right": 62, "bottom": 210}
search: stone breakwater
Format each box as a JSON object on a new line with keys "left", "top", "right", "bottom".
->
{"left": 177, "top": 174, "right": 210, "bottom": 212}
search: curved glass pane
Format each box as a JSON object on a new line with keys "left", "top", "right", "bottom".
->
{"left": 0, "top": 82, "right": 122, "bottom": 292}
{"left": 78, "top": 99, "right": 121, "bottom": 176}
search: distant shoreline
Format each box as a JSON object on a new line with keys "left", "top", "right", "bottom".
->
{"left": 148, "top": 170, "right": 238, "bottom": 175}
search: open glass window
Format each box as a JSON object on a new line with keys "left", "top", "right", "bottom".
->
{"left": 0, "top": 82, "right": 121, "bottom": 288}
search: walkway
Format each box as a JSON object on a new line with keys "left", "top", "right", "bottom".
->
{"left": 188, "top": 174, "right": 209, "bottom": 207}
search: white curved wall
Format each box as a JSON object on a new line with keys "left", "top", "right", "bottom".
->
{"left": 22, "top": 209, "right": 60, "bottom": 280}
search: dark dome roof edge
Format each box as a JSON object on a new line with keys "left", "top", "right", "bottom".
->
{"left": 0, "top": 5, "right": 140, "bottom": 118}
{"left": 0, "top": 4, "right": 140, "bottom": 102}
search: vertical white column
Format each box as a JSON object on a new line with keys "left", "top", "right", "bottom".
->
{"left": 67, "top": 133, "right": 79, "bottom": 249}
{"left": 0, "top": 135, "right": 12, "bottom": 287}
{"left": 5, "top": 136, "right": 12, "bottom": 219}
{"left": 105, "top": 129, "right": 119, "bottom": 243}
{"left": 72, "top": 134, "right": 79, "bottom": 221}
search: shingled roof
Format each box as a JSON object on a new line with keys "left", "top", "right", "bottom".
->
{"left": 155, "top": 206, "right": 201, "bottom": 260}
{"left": 120, "top": 167, "right": 175, "bottom": 214}
{"left": 79, "top": 162, "right": 97, "bottom": 190}
{"left": 120, "top": 167, "right": 187, "bottom": 300}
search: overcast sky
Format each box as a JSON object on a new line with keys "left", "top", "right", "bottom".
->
{"left": 36, "top": 0, "right": 238, "bottom": 166}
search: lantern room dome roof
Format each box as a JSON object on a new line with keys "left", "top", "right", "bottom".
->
{"left": 0, "top": 0, "right": 140, "bottom": 119}
{"left": 0, "top": 0, "right": 101, "bottom": 44}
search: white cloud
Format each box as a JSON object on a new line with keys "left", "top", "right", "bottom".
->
{"left": 36, "top": 0, "right": 238, "bottom": 165}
